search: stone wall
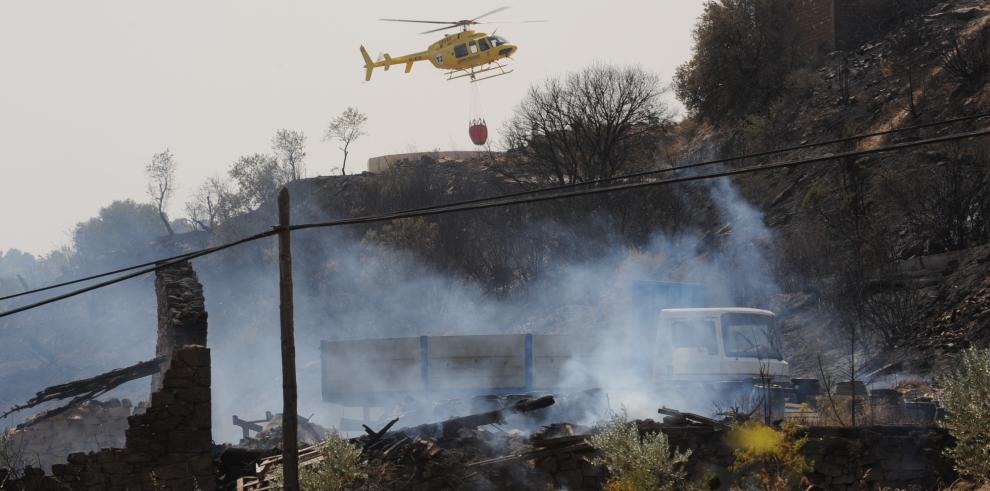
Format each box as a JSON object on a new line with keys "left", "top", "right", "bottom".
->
{"left": 4, "top": 399, "right": 143, "bottom": 473}
{"left": 802, "top": 426, "right": 955, "bottom": 489}
{"left": 790, "top": 0, "right": 932, "bottom": 57}
{"left": 793, "top": 0, "right": 837, "bottom": 57}
{"left": 52, "top": 346, "right": 215, "bottom": 491}
{"left": 833, "top": 0, "right": 916, "bottom": 49}
{"left": 152, "top": 261, "right": 208, "bottom": 393}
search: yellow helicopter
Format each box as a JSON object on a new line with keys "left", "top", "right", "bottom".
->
{"left": 360, "top": 7, "right": 543, "bottom": 82}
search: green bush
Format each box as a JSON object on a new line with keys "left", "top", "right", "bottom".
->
{"left": 589, "top": 411, "right": 692, "bottom": 491}
{"left": 673, "top": 0, "right": 799, "bottom": 122}
{"left": 268, "top": 433, "right": 367, "bottom": 490}
{"left": 941, "top": 348, "right": 990, "bottom": 482}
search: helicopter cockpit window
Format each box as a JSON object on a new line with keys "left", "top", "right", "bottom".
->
{"left": 453, "top": 43, "right": 469, "bottom": 58}
{"left": 468, "top": 40, "right": 478, "bottom": 54}
{"left": 489, "top": 36, "right": 508, "bottom": 47}
{"left": 478, "top": 38, "right": 491, "bottom": 51}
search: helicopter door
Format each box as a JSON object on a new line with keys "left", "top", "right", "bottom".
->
{"left": 478, "top": 38, "right": 491, "bottom": 51}
{"left": 453, "top": 44, "right": 469, "bottom": 58}
{"left": 468, "top": 40, "right": 479, "bottom": 55}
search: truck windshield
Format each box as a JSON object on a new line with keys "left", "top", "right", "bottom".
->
{"left": 721, "top": 313, "right": 781, "bottom": 360}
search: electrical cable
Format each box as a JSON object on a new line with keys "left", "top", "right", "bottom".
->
{"left": 7, "top": 111, "right": 985, "bottom": 303}
{"left": 2, "top": 125, "right": 988, "bottom": 320}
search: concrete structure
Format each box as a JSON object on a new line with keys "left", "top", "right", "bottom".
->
{"left": 367, "top": 151, "right": 491, "bottom": 173}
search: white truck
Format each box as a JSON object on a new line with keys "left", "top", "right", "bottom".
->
{"left": 321, "top": 282, "right": 791, "bottom": 424}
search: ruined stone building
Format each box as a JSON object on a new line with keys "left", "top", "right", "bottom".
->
{"left": 6, "top": 261, "right": 216, "bottom": 490}
{"left": 792, "top": 0, "right": 928, "bottom": 56}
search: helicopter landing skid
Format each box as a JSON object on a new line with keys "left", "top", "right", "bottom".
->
{"left": 447, "top": 62, "right": 513, "bottom": 82}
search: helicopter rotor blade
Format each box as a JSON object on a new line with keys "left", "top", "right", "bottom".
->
{"left": 379, "top": 18, "right": 460, "bottom": 25}
{"left": 475, "top": 20, "right": 549, "bottom": 24}
{"left": 470, "top": 6, "right": 511, "bottom": 23}
{"left": 419, "top": 24, "right": 464, "bottom": 35}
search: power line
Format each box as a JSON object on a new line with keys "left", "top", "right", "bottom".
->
{"left": 288, "top": 127, "right": 990, "bottom": 231}
{"left": 377, "top": 111, "right": 990, "bottom": 217}
{"left": 0, "top": 250, "right": 202, "bottom": 302}
{"left": 5, "top": 111, "right": 987, "bottom": 304}
{"left": 0, "top": 230, "right": 277, "bottom": 319}
{"left": 3, "top": 125, "right": 988, "bottom": 320}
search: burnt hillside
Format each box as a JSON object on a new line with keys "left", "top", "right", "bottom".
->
{"left": 1, "top": 0, "right": 987, "bottom": 438}
{"left": 216, "top": 0, "right": 990, "bottom": 378}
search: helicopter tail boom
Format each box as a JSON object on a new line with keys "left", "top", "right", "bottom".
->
{"left": 360, "top": 46, "right": 429, "bottom": 81}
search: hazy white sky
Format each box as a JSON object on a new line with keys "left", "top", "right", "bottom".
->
{"left": 0, "top": 1, "right": 705, "bottom": 255}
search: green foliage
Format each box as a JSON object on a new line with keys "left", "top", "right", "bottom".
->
{"left": 728, "top": 421, "right": 811, "bottom": 491}
{"left": 940, "top": 348, "right": 990, "bottom": 482}
{"left": 71, "top": 199, "right": 164, "bottom": 269}
{"left": 268, "top": 433, "right": 367, "bottom": 490}
{"left": 271, "top": 129, "right": 307, "bottom": 181}
{"left": 362, "top": 217, "right": 439, "bottom": 256}
{"left": 228, "top": 153, "right": 289, "bottom": 211}
{"left": 324, "top": 107, "right": 368, "bottom": 176}
{"left": 738, "top": 100, "right": 784, "bottom": 152}
{"left": 589, "top": 411, "right": 692, "bottom": 491}
{"left": 673, "top": 0, "right": 799, "bottom": 122}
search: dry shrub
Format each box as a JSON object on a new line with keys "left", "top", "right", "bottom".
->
{"left": 728, "top": 421, "right": 812, "bottom": 491}
{"left": 942, "top": 27, "right": 990, "bottom": 91}
{"left": 589, "top": 411, "right": 692, "bottom": 491}
{"left": 0, "top": 431, "right": 28, "bottom": 483}
{"left": 268, "top": 432, "right": 367, "bottom": 490}
{"left": 885, "top": 146, "right": 990, "bottom": 254}
{"left": 940, "top": 348, "right": 990, "bottom": 483}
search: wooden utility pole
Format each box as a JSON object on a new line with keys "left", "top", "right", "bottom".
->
{"left": 277, "top": 187, "right": 299, "bottom": 490}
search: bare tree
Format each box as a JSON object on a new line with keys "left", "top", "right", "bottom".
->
{"left": 324, "top": 107, "right": 368, "bottom": 176}
{"left": 503, "top": 64, "right": 673, "bottom": 185}
{"left": 145, "top": 148, "right": 176, "bottom": 236}
{"left": 272, "top": 129, "right": 307, "bottom": 181}
{"left": 185, "top": 175, "right": 235, "bottom": 231}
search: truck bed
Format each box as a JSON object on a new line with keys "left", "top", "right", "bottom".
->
{"left": 321, "top": 334, "right": 602, "bottom": 406}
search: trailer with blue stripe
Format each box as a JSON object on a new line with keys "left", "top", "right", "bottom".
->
{"left": 320, "top": 282, "right": 792, "bottom": 423}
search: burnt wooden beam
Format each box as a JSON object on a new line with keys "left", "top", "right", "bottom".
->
{"left": 2, "top": 356, "right": 166, "bottom": 424}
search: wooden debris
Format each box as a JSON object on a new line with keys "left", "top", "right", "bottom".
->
{"left": 398, "top": 395, "right": 556, "bottom": 440}
{"left": 658, "top": 407, "right": 729, "bottom": 430}
{"left": 2, "top": 356, "right": 166, "bottom": 425}
{"left": 238, "top": 397, "right": 557, "bottom": 490}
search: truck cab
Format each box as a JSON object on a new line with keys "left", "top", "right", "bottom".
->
{"left": 653, "top": 307, "right": 789, "bottom": 383}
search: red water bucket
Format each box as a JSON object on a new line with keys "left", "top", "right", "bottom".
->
{"left": 469, "top": 119, "right": 488, "bottom": 146}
